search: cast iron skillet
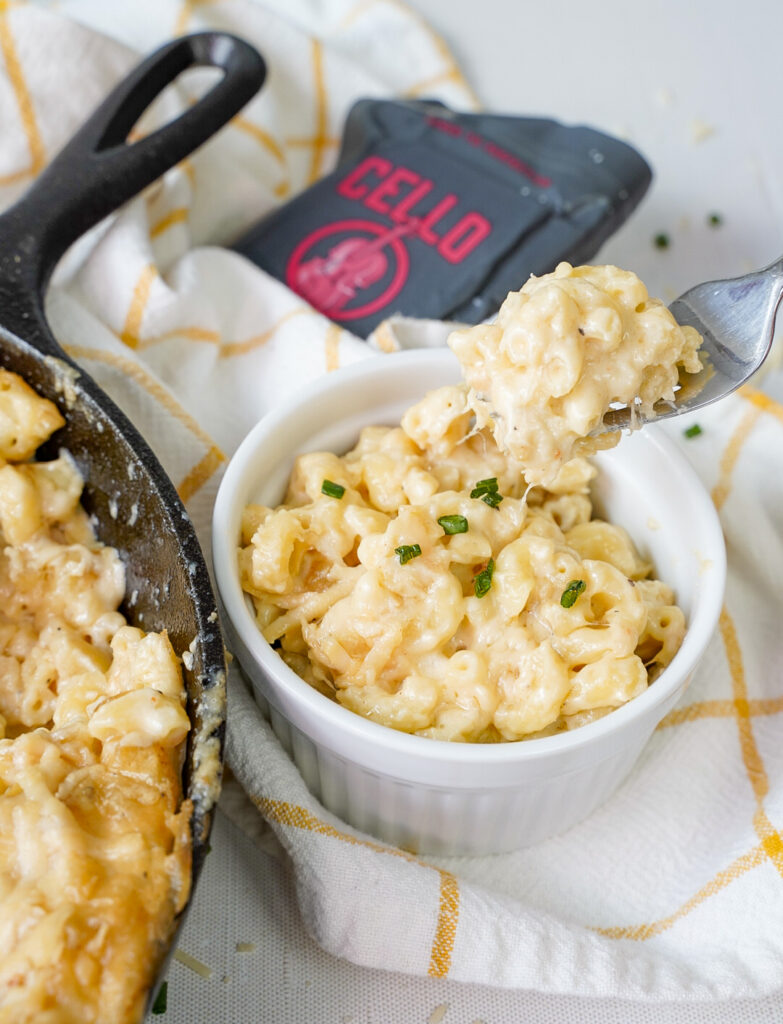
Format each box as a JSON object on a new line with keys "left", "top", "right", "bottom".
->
{"left": 0, "top": 31, "right": 265, "bottom": 1004}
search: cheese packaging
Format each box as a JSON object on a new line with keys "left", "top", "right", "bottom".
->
{"left": 233, "top": 99, "right": 652, "bottom": 337}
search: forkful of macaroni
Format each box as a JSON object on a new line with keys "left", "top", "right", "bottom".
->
{"left": 449, "top": 259, "right": 781, "bottom": 487}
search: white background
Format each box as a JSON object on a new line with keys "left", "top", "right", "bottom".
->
{"left": 148, "top": 1, "right": 783, "bottom": 1021}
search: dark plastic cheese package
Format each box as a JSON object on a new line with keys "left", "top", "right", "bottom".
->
{"left": 233, "top": 99, "right": 652, "bottom": 338}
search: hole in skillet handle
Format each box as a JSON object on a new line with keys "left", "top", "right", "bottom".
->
{"left": 0, "top": 32, "right": 267, "bottom": 302}
{"left": 0, "top": 31, "right": 266, "bottom": 1014}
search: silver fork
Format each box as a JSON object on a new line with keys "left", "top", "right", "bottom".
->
{"left": 601, "top": 256, "right": 783, "bottom": 431}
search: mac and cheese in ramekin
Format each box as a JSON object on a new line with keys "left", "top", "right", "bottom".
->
{"left": 449, "top": 262, "right": 703, "bottom": 486}
{"left": 239, "top": 389, "right": 685, "bottom": 742}
{"left": 0, "top": 370, "right": 191, "bottom": 1024}
{"left": 238, "top": 264, "right": 699, "bottom": 743}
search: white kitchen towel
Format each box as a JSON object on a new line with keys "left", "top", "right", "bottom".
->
{"left": 2, "top": 0, "right": 783, "bottom": 1002}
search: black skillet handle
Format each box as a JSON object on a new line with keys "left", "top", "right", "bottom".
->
{"left": 0, "top": 32, "right": 265, "bottom": 355}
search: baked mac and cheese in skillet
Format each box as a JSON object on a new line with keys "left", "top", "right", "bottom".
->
{"left": 0, "top": 370, "right": 191, "bottom": 1024}
{"left": 239, "top": 264, "right": 699, "bottom": 743}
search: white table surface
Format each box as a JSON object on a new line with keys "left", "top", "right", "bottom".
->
{"left": 149, "top": 1, "right": 783, "bottom": 1020}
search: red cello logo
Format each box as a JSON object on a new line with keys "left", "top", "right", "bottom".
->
{"left": 286, "top": 219, "right": 413, "bottom": 322}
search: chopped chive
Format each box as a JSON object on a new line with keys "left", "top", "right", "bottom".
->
{"left": 560, "top": 579, "right": 586, "bottom": 608}
{"left": 438, "top": 514, "right": 469, "bottom": 535}
{"left": 152, "top": 981, "right": 168, "bottom": 1015}
{"left": 683, "top": 423, "right": 703, "bottom": 438}
{"left": 395, "top": 543, "right": 422, "bottom": 565}
{"left": 479, "top": 490, "right": 503, "bottom": 508}
{"left": 474, "top": 558, "right": 495, "bottom": 598}
{"left": 470, "top": 477, "right": 503, "bottom": 508}
{"left": 321, "top": 479, "right": 345, "bottom": 499}
{"left": 707, "top": 212, "right": 722, "bottom": 227}
{"left": 470, "top": 477, "right": 498, "bottom": 497}
{"left": 653, "top": 232, "right": 670, "bottom": 250}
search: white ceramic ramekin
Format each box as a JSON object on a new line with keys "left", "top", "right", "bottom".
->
{"left": 213, "top": 349, "right": 726, "bottom": 856}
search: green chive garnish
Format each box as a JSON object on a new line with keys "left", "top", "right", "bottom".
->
{"left": 474, "top": 559, "right": 495, "bottom": 598}
{"left": 707, "top": 212, "right": 722, "bottom": 227}
{"left": 653, "top": 233, "right": 670, "bottom": 250}
{"left": 470, "top": 477, "right": 503, "bottom": 508}
{"left": 470, "top": 477, "right": 498, "bottom": 497}
{"left": 152, "top": 981, "right": 168, "bottom": 1015}
{"left": 438, "top": 514, "right": 468, "bottom": 535}
{"left": 683, "top": 423, "right": 702, "bottom": 438}
{"left": 321, "top": 479, "right": 345, "bottom": 499}
{"left": 395, "top": 543, "right": 422, "bottom": 565}
{"left": 560, "top": 579, "right": 586, "bottom": 608}
{"left": 479, "top": 490, "right": 503, "bottom": 508}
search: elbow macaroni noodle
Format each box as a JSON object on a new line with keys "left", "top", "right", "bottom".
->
{"left": 0, "top": 370, "right": 191, "bottom": 1024}
{"left": 240, "top": 263, "right": 694, "bottom": 743}
{"left": 449, "top": 262, "right": 703, "bottom": 487}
